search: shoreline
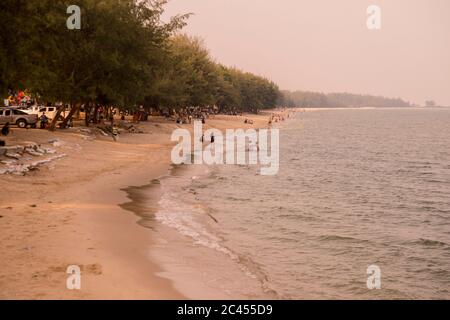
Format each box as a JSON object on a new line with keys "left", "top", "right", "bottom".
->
{"left": 130, "top": 164, "right": 278, "bottom": 299}
{"left": 0, "top": 112, "right": 291, "bottom": 299}
{"left": 59, "top": 158, "right": 186, "bottom": 299}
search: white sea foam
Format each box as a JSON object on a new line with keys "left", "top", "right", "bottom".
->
{"left": 154, "top": 178, "right": 264, "bottom": 282}
{"left": 155, "top": 189, "right": 234, "bottom": 257}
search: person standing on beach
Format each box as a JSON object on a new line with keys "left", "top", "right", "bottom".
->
{"left": 1, "top": 122, "right": 10, "bottom": 136}
{"left": 211, "top": 133, "right": 215, "bottom": 144}
{"left": 39, "top": 113, "right": 49, "bottom": 129}
{"left": 112, "top": 125, "right": 119, "bottom": 142}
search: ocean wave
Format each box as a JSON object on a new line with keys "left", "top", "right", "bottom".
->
{"left": 415, "top": 238, "right": 448, "bottom": 247}
{"left": 318, "top": 234, "right": 369, "bottom": 243}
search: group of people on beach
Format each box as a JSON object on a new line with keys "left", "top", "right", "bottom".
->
{"left": 173, "top": 106, "right": 216, "bottom": 125}
{"left": 268, "top": 112, "right": 288, "bottom": 126}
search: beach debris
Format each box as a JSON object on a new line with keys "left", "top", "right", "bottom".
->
{"left": 34, "top": 146, "right": 46, "bottom": 154}
{"left": 98, "top": 128, "right": 109, "bottom": 136}
{"left": 207, "top": 212, "right": 219, "bottom": 223}
{"left": 1, "top": 160, "right": 17, "bottom": 165}
{"left": 80, "top": 128, "right": 92, "bottom": 134}
{"left": 1, "top": 143, "right": 49, "bottom": 157}
{"left": 42, "top": 148, "right": 57, "bottom": 154}
{"left": 25, "top": 148, "right": 43, "bottom": 156}
{"left": 127, "top": 125, "right": 144, "bottom": 133}
{"left": 0, "top": 154, "right": 67, "bottom": 175}
{"left": 5, "top": 152, "right": 22, "bottom": 160}
{"left": 0, "top": 139, "right": 69, "bottom": 176}
{"left": 1, "top": 147, "right": 18, "bottom": 156}
{"left": 48, "top": 139, "right": 65, "bottom": 147}
{"left": 31, "top": 154, "right": 66, "bottom": 166}
{"left": 6, "top": 164, "right": 31, "bottom": 175}
{"left": 53, "top": 141, "right": 63, "bottom": 147}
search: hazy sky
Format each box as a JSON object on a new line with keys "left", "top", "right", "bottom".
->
{"left": 164, "top": 0, "right": 450, "bottom": 106}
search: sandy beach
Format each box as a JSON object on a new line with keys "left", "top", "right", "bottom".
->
{"left": 0, "top": 113, "right": 279, "bottom": 299}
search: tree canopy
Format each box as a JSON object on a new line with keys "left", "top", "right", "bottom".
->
{"left": 0, "top": 0, "right": 281, "bottom": 114}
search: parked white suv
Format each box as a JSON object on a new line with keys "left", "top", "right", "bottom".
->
{"left": 21, "top": 105, "right": 66, "bottom": 120}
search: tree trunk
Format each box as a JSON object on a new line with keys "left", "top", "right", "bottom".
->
{"left": 93, "top": 105, "right": 99, "bottom": 124}
{"left": 85, "top": 104, "right": 91, "bottom": 127}
{"left": 75, "top": 107, "right": 80, "bottom": 120}
{"left": 109, "top": 107, "right": 114, "bottom": 126}
{"left": 61, "top": 103, "right": 80, "bottom": 129}
{"left": 48, "top": 104, "right": 66, "bottom": 131}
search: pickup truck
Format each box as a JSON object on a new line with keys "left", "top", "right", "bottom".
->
{"left": 0, "top": 107, "right": 39, "bottom": 128}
